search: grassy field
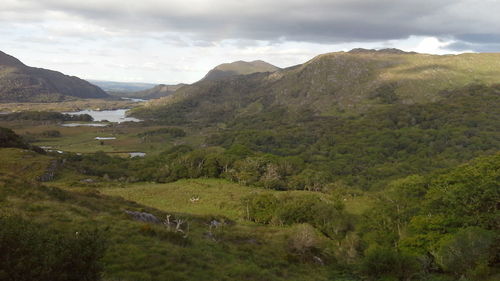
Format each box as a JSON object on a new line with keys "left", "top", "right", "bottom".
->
{"left": 101, "top": 179, "right": 262, "bottom": 221}
{"left": 0, "top": 120, "right": 200, "bottom": 155}
{"left": 100, "top": 178, "right": 373, "bottom": 221}
{"left": 1, "top": 148, "right": 346, "bottom": 281}
{"left": 0, "top": 148, "right": 52, "bottom": 181}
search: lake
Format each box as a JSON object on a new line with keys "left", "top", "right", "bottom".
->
{"left": 62, "top": 123, "right": 109, "bottom": 127}
{"left": 130, "top": 152, "right": 146, "bottom": 158}
{"left": 121, "top": 97, "right": 147, "bottom": 102}
{"left": 63, "top": 109, "right": 142, "bottom": 123}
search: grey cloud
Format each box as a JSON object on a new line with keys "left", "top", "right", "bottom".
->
{"left": 455, "top": 34, "right": 500, "bottom": 44}
{"left": 2, "top": 0, "right": 500, "bottom": 51}
{"left": 447, "top": 41, "right": 500, "bottom": 53}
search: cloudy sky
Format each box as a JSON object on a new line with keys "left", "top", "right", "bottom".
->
{"left": 1, "top": 0, "right": 499, "bottom": 84}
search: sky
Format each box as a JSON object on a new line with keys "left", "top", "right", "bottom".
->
{"left": 1, "top": 0, "right": 499, "bottom": 84}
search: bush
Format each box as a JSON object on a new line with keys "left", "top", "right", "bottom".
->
{"left": 138, "top": 127, "right": 186, "bottom": 138}
{"left": 360, "top": 246, "right": 420, "bottom": 280}
{"left": 243, "top": 193, "right": 351, "bottom": 240}
{"left": 0, "top": 111, "right": 93, "bottom": 122}
{"left": 40, "top": 130, "right": 61, "bottom": 137}
{"left": 288, "top": 224, "right": 318, "bottom": 256}
{"left": 0, "top": 127, "right": 28, "bottom": 149}
{"left": 0, "top": 216, "right": 107, "bottom": 281}
{"left": 138, "top": 224, "right": 191, "bottom": 246}
{"left": 242, "top": 193, "right": 279, "bottom": 224}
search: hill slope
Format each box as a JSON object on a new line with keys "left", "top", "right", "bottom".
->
{"left": 202, "top": 60, "right": 280, "bottom": 81}
{"left": 87, "top": 80, "right": 157, "bottom": 93}
{"left": 122, "top": 83, "right": 186, "bottom": 100}
{"left": 0, "top": 51, "right": 109, "bottom": 102}
{"left": 0, "top": 147, "right": 341, "bottom": 281}
{"left": 133, "top": 49, "right": 500, "bottom": 125}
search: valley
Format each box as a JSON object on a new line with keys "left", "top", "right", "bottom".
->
{"left": 0, "top": 49, "right": 499, "bottom": 281}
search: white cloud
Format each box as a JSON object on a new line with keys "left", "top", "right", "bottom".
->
{"left": 412, "top": 37, "right": 459, "bottom": 55}
{"left": 0, "top": 0, "right": 497, "bottom": 83}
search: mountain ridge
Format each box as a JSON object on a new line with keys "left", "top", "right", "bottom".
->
{"left": 125, "top": 83, "right": 186, "bottom": 99}
{"left": 201, "top": 60, "right": 280, "bottom": 81}
{"left": 0, "top": 50, "right": 109, "bottom": 102}
{"left": 133, "top": 50, "right": 500, "bottom": 124}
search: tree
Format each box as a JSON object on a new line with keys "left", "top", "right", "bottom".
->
{"left": 242, "top": 193, "right": 279, "bottom": 224}
{"left": 361, "top": 246, "right": 420, "bottom": 281}
{"left": 424, "top": 154, "right": 499, "bottom": 229}
{"left": 434, "top": 227, "right": 496, "bottom": 278}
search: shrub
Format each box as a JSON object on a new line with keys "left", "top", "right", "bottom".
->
{"left": 242, "top": 193, "right": 279, "bottom": 224}
{"left": 434, "top": 227, "right": 496, "bottom": 277}
{"left": 243, "top": 193, "right": 352, "bottom": 240}
{"left": 288, "top": 224, "right": 318, "bottom": 254}
{"left": 139, "top": 224, "right": 191, "bottom": 246}
{"left": 138, "top": 127, "right": 186, "bottom": 138}
{"left": 360, "top": 246, "right": 420, "bottom": 280}
{"left": 0, "top": 127, "right": 28, "bottom": 149}
{"left": 0, "top": 111, "right": 93, "bottom": 122}
{"left": 0, "top": 216, "right": 107, "bottom": 281}
{"left": 40, "top": 130, "right": 61, "bottom": 137}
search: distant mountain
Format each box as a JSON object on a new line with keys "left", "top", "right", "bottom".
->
{"left": 133, "top": 49, "right": 500, "bottom": 124}
{"left": 123, "top": 84, "right": 186, "bottom": 100}
{"left": 88, "top": 80, "right": 157, "bottom": 93}
{"left": 0, "top": 50, "right": 109, "bottom": 102}
{"left": 202, "top": 60, "right": 280, "bottom": 81}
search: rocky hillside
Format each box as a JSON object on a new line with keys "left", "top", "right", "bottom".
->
{"left": 133, "top": 49, "right": 500, "bottom": 124}
{"left": 0, "top": 51, "right": 109, "bottom": 102}
{"left": 202, "top": 60, "right": 280, "bottom": 81}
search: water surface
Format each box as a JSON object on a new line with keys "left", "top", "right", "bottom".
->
{"left": 62, "top": 123, "right": 108, "bottom": 127}
{"left": 121, "top": 97, "right": 147, "bottom": 102}
{"left": 130, "top": 152, "right": 146, "bottom": 158}
{"left": 64, "top": 109, "right": 141, "bottom": 123}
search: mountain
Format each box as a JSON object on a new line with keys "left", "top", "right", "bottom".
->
{"left": 0, "top": 51, "right": 109, "bottom": 102}
{"left": 201, "top": 60, "right": 280, "bottom": 81}
{"left": 88, "top": 80, "right": 157, "bottom": 93}
{"left": 129, "top": 49, "right": 500, "bottom": 192}
{"left": 133, "top": 49, "right": 500, "bottom": 124}
{"left": 92, "top": 80, "right": 185, "bottom": 100}
{"left": 123, "top": 84, "right": 186, "bottom": 100}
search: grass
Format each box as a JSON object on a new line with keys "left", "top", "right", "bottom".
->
{"left": 0, "top": 121, "right": 193, "bottom": 155}
{"left": 0, "top": 148, "right": 52, "bottom": 181}
{"left": 101, "top": 179, "right": 266, "bottom": 221}
{"left": 0, "top": 149, "right": 343, "bottom": 281}
{"left": 100, "top": 178, "right": 374, "bottom": 221}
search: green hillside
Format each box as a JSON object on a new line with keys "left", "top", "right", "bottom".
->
{"left": 128, "top": 50, "right": 500, "bottom": 190}
{"left": 202, "top": 60, "right": 280, "bottom": 81}
{"left": 1, "top": 145, "right": 498, "bottom": 281}
{"left": 120, "top": 84, "right": 186, "bottom": 100}
{"left": 0, "top": 148, "right": 348, "bottom": 281}
{"left": 1, "top": 49, "right": 499, "bottom": 281}
{"left": 133, "top": 50, "right": 500, "bottom": 124}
